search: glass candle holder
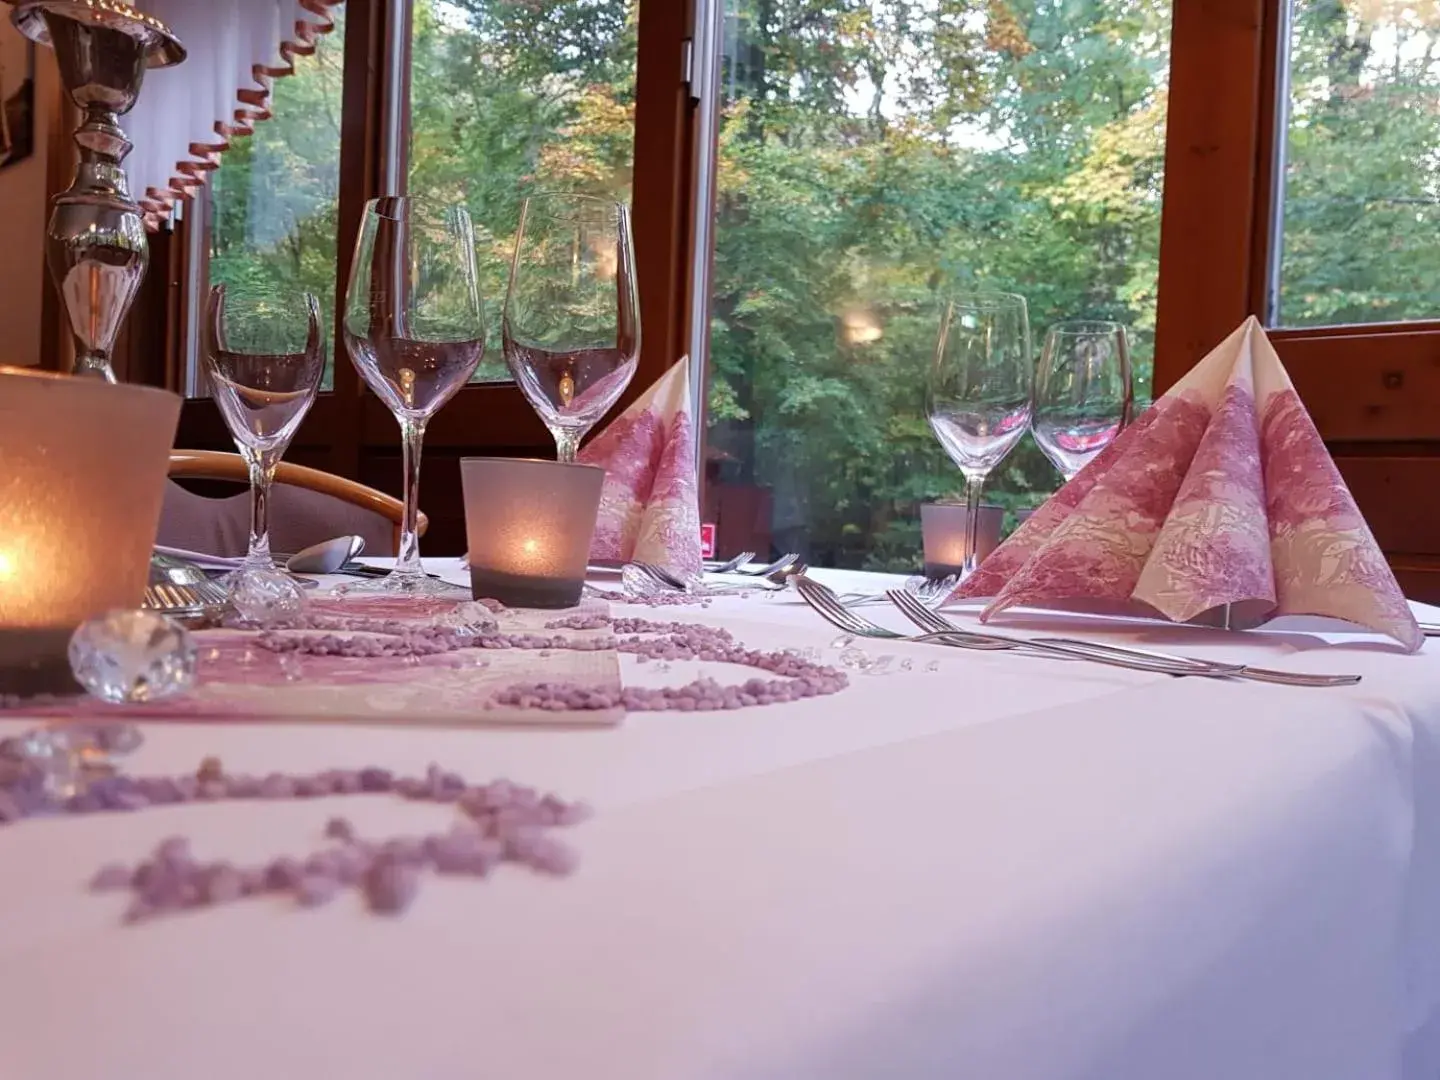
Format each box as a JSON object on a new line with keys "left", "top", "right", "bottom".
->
{"left": 0, "top": 368, "right": 181, "bottom": 693}
{"left": 460, "top": 458, "right": 605, "bottom": 608}
{"left": 921, "top": 502, "right": 1003, "bottom": 579}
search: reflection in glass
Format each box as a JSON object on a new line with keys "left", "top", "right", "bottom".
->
{"left": 406, "top": 0, "right": 637, "bottom": 383}
{"left": 927, "top": 293, "right": 1034, "bottom": 579}
{"left": 344, "top": 196, "right": 485, "bottom": 594}
{"left": 205, "top": 15, "right": 344, "bottom": 389}
{"left": 503, "top": 194, "right": 640, "bottom": 463}
{"left": 204, "top": 284, "right": 325, "bottom": 571}
{"left": 1033, "top": 321, "right": 1132, "bottom": 482}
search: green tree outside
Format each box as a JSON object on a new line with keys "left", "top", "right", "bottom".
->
{"left": 207, "top": 0, "right": 1439, "bottom": 569}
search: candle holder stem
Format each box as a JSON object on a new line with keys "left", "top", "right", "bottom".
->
{"left": 12, "top": 1, "right": 185, "bottom": 381}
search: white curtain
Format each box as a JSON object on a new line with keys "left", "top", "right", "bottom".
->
{"left": 123, "top": 0, "right": 339, "bottom": 226}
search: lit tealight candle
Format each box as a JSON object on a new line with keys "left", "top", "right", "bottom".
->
{"left": 460, "top": 458, "right": 606, "bottom": 609}
{"left": 921, "top": 502, "right": 1004, "bottom": 580}
{"left": 0, "top": 368, "right": 181, "bottom": 693}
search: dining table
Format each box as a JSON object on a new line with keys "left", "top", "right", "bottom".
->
{"left": 2, "top": 558, "right": 1440, "bottom": 1080}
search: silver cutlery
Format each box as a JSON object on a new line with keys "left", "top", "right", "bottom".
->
{"left": 830, "top": 574, "right": 961, "bottom": 607}
{"left": 886, "top": 586, "right": 1361, "bottom": 688}
{"left": 735, "top": 553, "right": 802, "bottom": 577}
{"left": 625, "top": 559, "right": 805, "bottom": 597}
{"left": 796, "top": 578, "right": 1229, "bottom": 677}
{"left": 285, "top": 535, "right": 366, "bottom": 575}
{"left": 705, "top": 551, "right": 756, "bottom": 574}
{"left": 157, "top": 538, "right": 366, "bottom": 577}
{"left": 143, "top": 554, "right": 231, "bottom": 625}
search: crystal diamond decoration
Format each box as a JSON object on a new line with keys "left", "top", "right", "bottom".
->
{"left": 229, "top": 568, "right": 306, "bottom": 625}
{"left": 68, "top": 610, "right": 197, "bottom": 704}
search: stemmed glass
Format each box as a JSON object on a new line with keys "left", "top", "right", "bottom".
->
{"left": 1033, "top": 320, "right": 1133, "bottom": 482}
{"left": 343, "top": 196, "right": 485, "bottom": 593}
{"left": 503, "top": 193, "right": 640, "bottom": 462}
{"left": 204, "top": 283, "right": 325, "bottom": 572}
{"left": 926, "top": 292, "right": 1034, "bottom": 579}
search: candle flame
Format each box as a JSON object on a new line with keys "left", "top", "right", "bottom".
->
{"left": 0, "top": 552, "right": 13, "bottom": 580}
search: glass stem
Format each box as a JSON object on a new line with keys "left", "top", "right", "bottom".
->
{"left": 962, "top": 472, "right": 986, "bottom": 579}
{"left": 553, "top": 427, "right": 581, "bottom": 464}
{"left": 246, "top": 451, "right": 279, "bottom": 569}
{"left": 395, "top": 417, "right": 427, "bottom": 577}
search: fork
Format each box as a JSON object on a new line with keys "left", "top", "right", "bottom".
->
{"left": 796, "top": 578, "right": 1230, "bottom": 677}
{"left": 705, "top": 551, "right": 757, "bottom": 574}
{"left": 734, "top": 553, "right": 802, "bottom": 578}
{"left": 888, "top": 587, "right": 1361, "bottom": 688}
{"left": 627, "top": 560, "right": 804, "bottom": 596}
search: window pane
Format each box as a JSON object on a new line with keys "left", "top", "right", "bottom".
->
{"left": 705, "top": 0, "right": 1171, "bottom": 570}
{"left": 408, "top": 0, "right": 637, "bottom": 382}
{"left": 206, "top": 16, "right": 344, "bottom": 391}
{"left": 1274, "top": 0, "right": 1440, "bottom": 328}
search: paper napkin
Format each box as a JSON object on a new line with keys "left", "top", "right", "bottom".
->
{"left": 579, "top": 357, "right": 702, "bottom": 578}
{"left": 956, "top": 317, "right": 1421, "bottom": 650}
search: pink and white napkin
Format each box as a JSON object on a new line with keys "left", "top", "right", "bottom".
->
{"left": 579, "top": 358, "right": 702, "bottom": 578}
{"left": 956, "top": 317, "right": 1421, "bottom": 650}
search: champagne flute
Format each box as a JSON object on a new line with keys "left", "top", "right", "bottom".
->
{"left": 343, "top": 196, "right": 485, "bottom": 593}
{"left": 204, "top": 283, "right": 325, "bottom": 572}
{"left": 926, "top": 292, "right": 1034, "bottom": 580}
{"left": 1033, "top": 320, "right": 1133, "bottom": 482}
{"left": 503, "top": 193, "right": 640, "bottom": 462}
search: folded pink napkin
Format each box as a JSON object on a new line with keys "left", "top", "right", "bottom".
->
{"left": 579, "top": 357, "right": 702, "bottom": 578}
{"left": 957, "top": 317, "right": 1421, "bottom": 650}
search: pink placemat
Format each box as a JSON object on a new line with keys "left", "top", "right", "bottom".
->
{"left": 18, "top": 596, "right": 623, "bottom": 728}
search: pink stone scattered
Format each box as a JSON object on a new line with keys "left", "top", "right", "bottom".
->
{"left": 17, "top": 753, "right": 594, "bottom": 924}
{"left": 242, "top": 606, "right": 848, "bottom": 716}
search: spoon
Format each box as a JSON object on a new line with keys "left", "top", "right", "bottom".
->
{"left": 285, "top": 535, "right": 366, "bottom": 575}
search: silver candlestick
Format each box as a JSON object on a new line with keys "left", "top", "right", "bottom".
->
{"left": 12, "top": 0, "right": 184, "bottom": 382}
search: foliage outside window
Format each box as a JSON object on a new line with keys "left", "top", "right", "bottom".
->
{"left": 208, "top": 12, "right": 345, "bottom": 389}
{"left": 1276, "top": 0, "right": 1440, "bottom": 326}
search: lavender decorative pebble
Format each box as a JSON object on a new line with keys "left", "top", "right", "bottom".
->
{"left": 297, "top": 874, "right": 342, "bottom": 907}
{"left": 325, "top": 816, "right": 356, "bottom": 843}
{"left": 0, "top": 591, "right": 853, "bottom": 924}
{"left": 236, "top": 605, "right": 847, "bottom": 716}
{"left": 365, "top": 857, "right": 420, "bottom": 914}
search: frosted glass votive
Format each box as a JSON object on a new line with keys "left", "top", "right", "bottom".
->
{"left": 0, "top": 368, "right": 181, "bottom": 693}
{"left": 461, "top": 458, "right": 605, "bottom": 609}
{"left": 921, "top": 502, "right": 1003, "bottom": 579}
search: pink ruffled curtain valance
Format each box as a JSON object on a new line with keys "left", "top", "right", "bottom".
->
{"left": 125, "top": 0, "right": 344, "bottom": 228}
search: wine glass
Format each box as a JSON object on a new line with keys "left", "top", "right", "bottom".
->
{"left": 503, "top": 193, "right": 640, "bottom": 462}
{"left": 926, "top": 292, "right": 1034, "bottom": 579}
{"left": 343, "top": 196, "right": 485, "bottom": 593}
{"left": 1033, "top": 320, "right": 1133, "bottom": 482}
{"left": 204, "top": 283, "right": 325, "bottom": 572}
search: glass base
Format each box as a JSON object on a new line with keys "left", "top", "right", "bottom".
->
{"left": 333, "top": 568, "right": 467, "bottom": 598}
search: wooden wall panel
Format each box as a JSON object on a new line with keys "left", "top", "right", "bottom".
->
{"left": 1152, "top": 0, "right": 1266, "bottom": 391}
{"left": 1280, "top": 328, "right": 1440, "bottom": 442}
{"left": 1333, "top": 454, "right": 1440, "bottom": 602}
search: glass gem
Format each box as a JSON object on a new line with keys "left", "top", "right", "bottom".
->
{"left": 229, "top": 568, "right": 306, "bottom": 625}
{"left": 68, "top": 610, "right": 197, "bottom": 704}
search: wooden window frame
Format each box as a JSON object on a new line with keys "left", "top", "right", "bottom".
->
{"left": 160, "top": 0, "right": 698, "bottom": 553}
{"left": 67, "top": 0, "right": 1439, "bottom": 579}
{"left": 1155, "top": 0, "right": 1440, "bottom": 596}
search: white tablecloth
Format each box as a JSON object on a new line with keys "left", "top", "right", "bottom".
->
{"left": 3, "top": 562, "right": 1440, "bottom": 1080}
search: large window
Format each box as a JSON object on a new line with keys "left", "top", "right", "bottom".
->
{"left": 204, "top": 15, "right": 345, "bottom": 389}
{"left": 407, "top": 0, "right": 638, "bottom": 382}
{"left": 1273, "top": 0, "right": 1440, "bottom": 327}
{"left": 150, "top": 0, "right": 1440, "bottom": 591}
{"left": 704, "top": 0, "right": 1171, "bottom": 569}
